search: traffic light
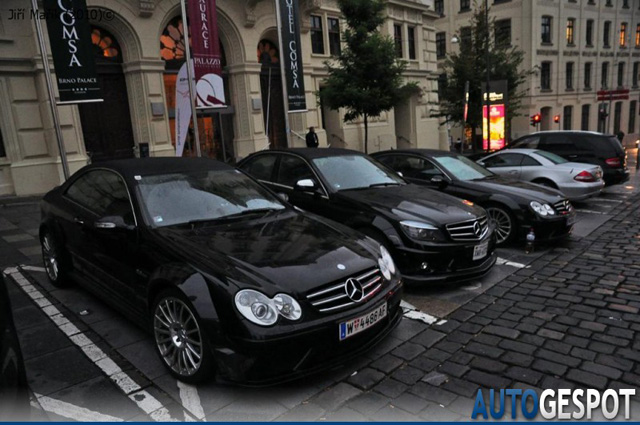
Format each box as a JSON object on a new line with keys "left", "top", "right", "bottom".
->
{"left": 554, "top": 114, "right": 561, "bottom": 123}
{"left": 530, "top": 113, "right": 541, "bottom": 127}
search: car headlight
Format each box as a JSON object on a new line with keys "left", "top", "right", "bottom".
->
{"left": 400, "top": 220, "right": 445, "bottom": 242}
{"left": 235, "top": 289, "right": 302, "bottom": 326}
{"left": 530, "top": 201, "right": 556, "bottom": 217}
{"left": 378, "top": 245, "right": 396, "bottom": 281}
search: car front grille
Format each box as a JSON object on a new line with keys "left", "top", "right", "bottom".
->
{"left": 446, "top": 216, "right": 489, "bottom": 241}
{"left": 554, "top": 199, "right": 573, "bottom": 215}
{"left": 306, "top": 268, "right": 384, "bottom": 313}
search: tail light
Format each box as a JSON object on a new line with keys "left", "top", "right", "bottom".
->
{"left": 605, "top": 157, "right": 621, "bottom": 167}
{"left": 574, "top": 171, "right": 596, "bottom": 182}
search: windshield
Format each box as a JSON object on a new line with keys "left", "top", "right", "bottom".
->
{"left": 137, "top": 169, "right": 285, "bottom": 227}
{"left": 312, "top": 155, "right": 405, "bottom": 191}
{"left": 433, "top": 155, "right": 493, "bottom": 181}
{"left": 535, "top": 150, "right": 568, "bottom": 164}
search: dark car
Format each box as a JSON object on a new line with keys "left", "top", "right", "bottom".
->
{"left": 39, "top": 158, "right": 403, "bottom": 384}
{"left": 509, "top": 131, "right": 629, "bottom": 185}
{"left": 238, "top": 148, "right": 497, "bottom": 285}
{"left": 372, "top": 150, "right": 576, "bottom": 245}
{"left": 0, "top": 276, "right": 29, "bottom": 421}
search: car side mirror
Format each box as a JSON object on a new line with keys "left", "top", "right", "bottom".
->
{"left": 94, "top": 215, "right": 135, "bottom": 231}
{"left": 294, "top": 179, "right": 318, "bottom": 194}
{"left": 477, "top": 161, "right": 486, "bottom": 167}
{"left": 430, "top": 175, "right": 448, "bottom": 189}
{"left": 277, "top": 192, "right": 289, "bottom": 202}
{"left": 397, "top": 171, "right": 404, "bottom": 177}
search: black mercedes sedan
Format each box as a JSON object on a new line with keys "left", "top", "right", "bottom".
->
{"left": 373, "top": 149, "right": 576, "bottom": 245}
{"left": 238, "top": 148, "right": 497, "bottom": 285}
{"left": 39, "top": 158, "right": 403, "bottom": 384}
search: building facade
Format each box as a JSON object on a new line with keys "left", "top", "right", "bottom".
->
{"left": 0, "top": 0, "right": 445, "bottom": 196}
{"left": 434, "top": 0, "right": 640, "bottom": 143}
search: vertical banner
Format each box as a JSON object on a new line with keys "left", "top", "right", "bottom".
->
{"left": 175, "top": 63, "right": 192, "bottom": 156}
{"left": 43, "top": 0, "right": 102, "bottom": 104}
{"left": 277, "top": 0, "right": 307, "bottom": 112}
{"left": 187, "top": 0, "right": 225, "bottom": 108}
{"left": 482, "top": 105, "right": 506, "bottom": 151}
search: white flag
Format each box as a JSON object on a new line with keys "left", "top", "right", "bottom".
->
{"left": 175, "top": 62, "right": 193, "bottom": 157}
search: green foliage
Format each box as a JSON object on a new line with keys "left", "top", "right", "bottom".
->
{"left": 319, "top": 0, "right": 420, "bottom": 153}
{"left": 439, "top": 1, "right": 532, "bottom": 135}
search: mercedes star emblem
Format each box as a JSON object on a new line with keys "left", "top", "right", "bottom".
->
{"left": 344, "top": 278, "right": 364, "bottom": 302}
{"left": 473, "top": 221, "right": 482, "bottom": 237}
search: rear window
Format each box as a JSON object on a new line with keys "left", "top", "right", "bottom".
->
{"left": 535, "top": 150, "right": 568, "bottom": 164}
{"left": 572, "top": 135, "right": 620, "bottom": 156}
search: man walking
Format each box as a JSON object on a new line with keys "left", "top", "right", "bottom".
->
{"left": 306, "top": 127, "right": 319, "bottom": 148}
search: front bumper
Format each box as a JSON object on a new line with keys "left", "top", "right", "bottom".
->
{"left": 212, "top": 280, "right": 403, "bottom": 385}
{"left": 518, "top": 212, "right": 575, "bottom": 241}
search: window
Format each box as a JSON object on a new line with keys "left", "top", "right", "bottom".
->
{"left": 586, "top": 20, "right": 594, "bottom": 47}
{"left": 521, "top": 156, "right": 541, "bottom": 167}
{"left": 310, "top": 15, "right": 324, "bottom": 54}
{"left": 566, "top": 18, "right": 575, "bottom": 45}
{"left": 328, "top": 18, "right": 341, "bottom": 56}
{"left": 634, "top": 62, "right": 639, "bottom": 87}
{"left": 636, "top": 24, "right": 640, "bottom": 47}
{"left": 435, "top": 0, "right": 444, "bottom": 16}
{"left": 605, "top": 0, "right": 613, "bottom": 6}
{"left": 629, "top": 101, "right": 637, "bottom": 134}
{"left": 581, "top": 104, "right": 590, "bottom": 131}
{"left": 614, "top": 101, "right": 622, "bottom": 134}
{"left": 541, "top": 16, "right": 552, "bottom": 44}
{"left": 566, "top": 62, "right": 574, "bottom": 89}
{"left": 563, "top": 106, "right": 573, "bottom": 130}
{"left": 495, "top": 19, "right": 511, "bottom": 47}
{"left": 276, "top": 155, "right": 314, "bottom": 188}
{"left": 623, "top": 0, "right": 630, "bottom": 8}
{"left": 618, "top": 62, "right": 625, "bottom": 87}
{"left": 584, "top": 62, "right": 592, "bottom": 89}
{"left": 460, "top": 26, "right": 472, "bottom": 50}
{"left": 378, "top": 155, "right": 441, "bottom": 180}
{"left": 394, "top": 24, "right": 403, "bottom": 57}
{"left": 408, "top": 26, "right": 416, "bottom": 60}
{"left": 460, "top": 0, "right": 470, "bottom": 11}
{"left": 541, "top": 62, "right": 551, "bottom": 90}
{"left": 0, "top": 125, "right": 5, "bottom": 158}
{"left": 239, "top": 154, "right": 277, "bottom": 181}
{"left": 620, "top": 23, "right": 628, "bottom": 47}
{"left": 602, "top": 62, "right": 609, "bottom": 88}
{"left": 483, "top": 153, "right": 524, "bottom": 168}
{"left": 65, "top": 170, "right": 133, "bottom": 223}
{"left": 437, "top": 73, "right": 447, "bottom": 98}
{"left": 604, "top": 21, "right": 611, "bottom": 47}
{"left": 436, "top": 32, "right": 446, "bottom": 58}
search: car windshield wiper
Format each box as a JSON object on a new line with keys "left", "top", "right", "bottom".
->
{"left": 369, "top": 182, "right": 403, "bottom": 188}
{"left": 185, "top": 208, "right": 283, "bottom": 227}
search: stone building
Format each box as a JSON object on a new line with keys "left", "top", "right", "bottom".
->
{"left": 434, "top": 0, "right": 640, "bottom": 142}
{"left": 0, "top": 0, "right": 445, "bottom": 195}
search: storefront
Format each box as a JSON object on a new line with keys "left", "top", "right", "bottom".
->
{"left": 0, "top": 0, "right": 444, "bottom": 195}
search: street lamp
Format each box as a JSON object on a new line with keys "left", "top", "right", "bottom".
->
{"left": 451, "top": 35, "right": 460, "bottom": 44}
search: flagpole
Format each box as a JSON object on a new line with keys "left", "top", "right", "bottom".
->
{"left": 274, "top": 0, "right": 292, "bottom": 148}
{"left": 180, "top": 0, "right": 202, "bottom": 157}
{"left": 31, "top": 0, "right": 70, "bottom": 179}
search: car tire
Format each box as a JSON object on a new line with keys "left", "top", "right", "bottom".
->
{"left": 532, "top": 178, "right": 558, "bottom": 189}
{"left": 40, "top": 230, "right": 71, "bottom": 287}
{"left": 485, "top": 205, "right": 515, "bottom": 245}
{"left": 152, "top": 289, "right": 215, "bottom": 383}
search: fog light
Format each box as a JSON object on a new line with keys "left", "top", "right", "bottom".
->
{"left": 421, "top": 262, "right": 429, "bottom": 270}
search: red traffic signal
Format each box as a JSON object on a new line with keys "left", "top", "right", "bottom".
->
{"left": 530, "top": 113, "right": 541, "bottom": 127}
{"left": 554, "top": 114, "right": 561, "bottom": 123}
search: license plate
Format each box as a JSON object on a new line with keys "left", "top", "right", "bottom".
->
{"left": 473, "top": 241, "right": 489, "bottom": 261}
{"left": 567, "top": 214, "right": 576, "bottom": 226}
{"left": 339, "top": 303, "right": 387, "bottom": 341}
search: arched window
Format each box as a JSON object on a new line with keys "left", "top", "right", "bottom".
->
{"left": 90, "top": 26, "right": 122, "bottom": 63}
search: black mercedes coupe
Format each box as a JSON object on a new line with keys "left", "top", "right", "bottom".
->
{"left": 39, "top": 158, "right": 403, "bottom": 384}
{"left": 238, "top": 148, "right": 497, "bottom": 285}
{"left": 373, "top": 150, "right": 576, "bottom": 245}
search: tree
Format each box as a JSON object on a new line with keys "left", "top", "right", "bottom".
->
{"left": 319, "top": 0, "right": 420, "bottom": 153}
{"left": 438, "top": 1, "right": 531, "bottom": 143}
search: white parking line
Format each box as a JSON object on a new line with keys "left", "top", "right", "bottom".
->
{"left": 496, "top": 257, "right": 529, "bottom": 269}
{"left": 21, "top": 265, "right": 46, "bottom": 273}
{"left": 36, "top": 393, "right": 124, "bottom": 422}
{"left": 575, "top": 209, "right": 607, "bottom": 215}
{"left": 400, "top": 300, "right": 441, "bottom": 325}
{"left": 3, "top": 267, "right": 186, "bottom": 422}
{"left": 589, "top": 198, "right": 622, "bottom": 204}
{"left": 177, "top": 381, "right": 207, "bottom": 421}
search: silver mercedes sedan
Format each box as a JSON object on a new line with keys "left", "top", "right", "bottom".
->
{"left": 478, "top": 149, "right": 604, "bottom": 201}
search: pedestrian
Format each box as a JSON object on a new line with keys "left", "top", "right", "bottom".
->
{"left": 454, "top": 137, "right": 462, "bottom": 153}
{"left": 616, "top": 131, "right": 625, "bottom": 143}
{"left": 306, "top": 126, "right": 319, "bottom": 148}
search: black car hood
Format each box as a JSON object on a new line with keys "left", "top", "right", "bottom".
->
{"left": 338, "top": 184, "right": 485, "bottom": 225}
{"left": 458, "top": 176, "right": 566, "bottom": 203}
{"left": 153, "top": 210, "right": 379, "bottom": 297}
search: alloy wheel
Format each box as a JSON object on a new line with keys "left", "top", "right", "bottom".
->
{"left": 42, "top": 234, "right": 59, "bottom": 282}
{"left": 487, "top": 207, "right": 512, "bottom": 244}
{"left": 153, "top": 297, "right": 204, "bottom": 378}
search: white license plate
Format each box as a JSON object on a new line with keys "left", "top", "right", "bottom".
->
{"left": 567, "top": 214, "right": 576, "bottom": 226}
{"left": 339, "top": 303, "right": 387, "bottom": 341}
{"left": 473, "top": 241, "right": 489, "bottom": 261}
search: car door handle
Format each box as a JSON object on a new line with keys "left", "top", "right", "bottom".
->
{"left": 74, "top": 217, "right": 85, "bottom": 225}
{"left": 508, "top": 170, "right": 518, "bottom": 174}
{"left": 568, "top": 154, "right": 578, "bottom": 158}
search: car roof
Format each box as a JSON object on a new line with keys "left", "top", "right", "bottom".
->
{"left": 81, "top": 157, "right": 234, "bottom": 179}
{"left": 249, "top": 148, "right": 366, "bottom": 161}
{"left": 518, "top": 130, "right": 613, "bottom": 137}
{"left": 488, "top": 148, "right": 539, "bottom": 155}
{"left": 373, "top": 149, "right": 457, "bottom": 157}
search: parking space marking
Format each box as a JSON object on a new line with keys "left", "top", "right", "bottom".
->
{"left": 3, "top": 267, "right": 187, "bottom": 423}
{"left": 496, "top": 257, "right": 529, "bottom": 269}
{"left": 574, "top": 209, "right": 607, "bottom": 215}
{"left": 400, "top": 300, "right": 441, "bottom": 325}
{"left": 35, "top": 393, "right": 125, "bottom": 422}
{"left": 21, "top": 265, "right": 46, "bottom": 273}
{"left": 177, "top": 381, "right": 206, "bottom": 421}
{"left": 588, "top": 198, "right": 623, "bottom": 204}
